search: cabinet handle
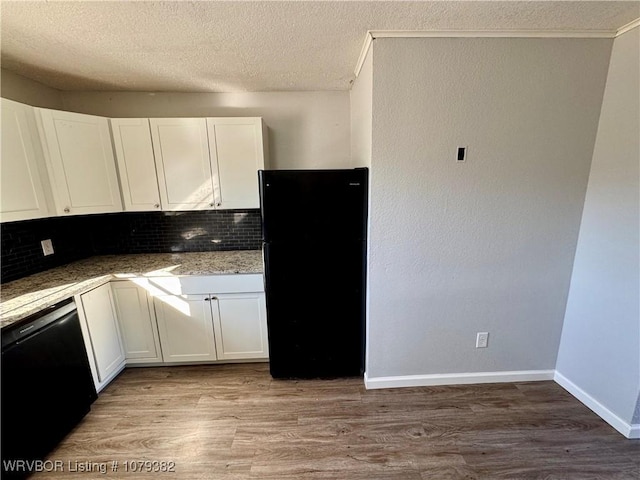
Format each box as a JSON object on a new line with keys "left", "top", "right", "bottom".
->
{"left": 63, "top": 207, "right": 70, "bottom": 213}
{"left": 216, "top": 202, "right": 221, "bottom": 207}
{"left": 204, "top": 297, "right": 210, "bottom": 301}
{"left": 154, "top": 203, "right": 160, "bottom": 208}
{"left": 210, "top": 296, "right": 217, "bottom": 300}
{"left": 209, "top": 203, "right": 214, "bottom": 207}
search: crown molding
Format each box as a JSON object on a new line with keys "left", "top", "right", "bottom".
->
{"left": 354, "top": 28, "right": 620, "bottom": 78}
{"left": 353, "top": 32, "right": 374, "bottom": 77}
{"left": 616, "top": 17, "right": 640, "bottom": 37}
{"left": 369, "top": 29, "right": 616, "bottom": 39}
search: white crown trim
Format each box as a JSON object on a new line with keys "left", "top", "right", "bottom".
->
{"left": 353, "top": 28, "right": 619, "bottom": 78}
{"left": 616, "top": 17, "right": 640, "bottom": 37}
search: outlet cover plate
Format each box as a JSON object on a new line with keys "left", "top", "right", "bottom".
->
{"left": 41, "top": 239, "right": 54, "bottom": 256}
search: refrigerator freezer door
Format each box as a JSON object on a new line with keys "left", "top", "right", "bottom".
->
{"left": 259, "top": 169, "right": 367, "bottom": 244}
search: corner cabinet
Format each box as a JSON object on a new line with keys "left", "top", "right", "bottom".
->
{"left": 151, "top": 117, "right": 266, "bottom": 211}
{"left": 0, "top": 99, "right": 51, "bottom": 222}
{"left": 111, "top": 280, "right": 162, "bottom": 364}
{"left": 37, "top": 108, "right": 123, "bottom": 216}
{"left": 76, "top": 282, "right": 126, "bottom": 392}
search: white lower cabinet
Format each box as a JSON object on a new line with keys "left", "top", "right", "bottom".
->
{"left": 152, "top": 290, "right": 269, "bottom": 364}
{"left": 153, "top": 294, "right": 218, "bottom": 363}
{"left": 111, "top": 280, "right": 162, "bottom": 364}
{"left": 76, "top": 283, "right": 126, "bottom": 392}
{"left": 75, "top": 276, "right": 268, "bottom": 392}
{"left": 214, "top": 293, "right": 269, "bottom": 360}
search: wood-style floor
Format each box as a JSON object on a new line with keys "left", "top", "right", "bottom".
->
{"left": 35, "top": 363, "right": 639, "bottom": 479}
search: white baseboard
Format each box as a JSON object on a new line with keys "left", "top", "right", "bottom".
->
{"left": 363, "top": 369, "right": 638, "bottom": 439}
{"left": 554, "top": 371, "right": 639, "bottom": 439}
{"left": 364, "top": 369, "right": 555, "bottom": 390}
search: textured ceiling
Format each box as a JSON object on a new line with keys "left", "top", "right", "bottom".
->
{"left": 1, "top": 1, "right": 639, "bottom": 92}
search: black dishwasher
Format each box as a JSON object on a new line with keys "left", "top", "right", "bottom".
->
{"left": 1, "top": 298, "right": 97, "bottom": 479}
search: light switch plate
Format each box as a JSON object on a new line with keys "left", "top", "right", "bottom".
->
{"left": 476, "top": 332, "right": 489, "bottom": 348}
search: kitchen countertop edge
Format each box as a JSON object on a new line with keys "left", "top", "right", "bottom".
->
{"left": 1, "top": 251, "right": 264, "bottom": 328}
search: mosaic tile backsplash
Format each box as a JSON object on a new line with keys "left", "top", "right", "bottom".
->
{"left": 1, "top": 209, "right": 262, "bottom": 283}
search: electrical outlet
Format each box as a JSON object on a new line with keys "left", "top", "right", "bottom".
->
{"left": 476, "top": 332, "right": 489, "bottom": 348}
{"left": 41, "top": 239, "right": 54, "bottom": 256}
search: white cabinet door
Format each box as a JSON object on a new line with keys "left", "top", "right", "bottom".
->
{"left": 212, "top": 293, "right": 269, "bottom": 360}
{"left": 79, "top": 283, "right": 126, "bottom": 390}
{"left": 0, "top": 99, "right": 51, "bottom": 222}
{"left": 110, "top": 118, "right": 162, "bottom": 212}
{"left": 38, "top": 108, "right": 122, "bottom": 215}
{"left": 111, "top": 280, "right": 162, "bottom": 364}
{"left": 150, "top": 118, "right": 215, "bottom": 210}
{"left": 207, "top": 118, "right": 265, "bottom": 210}
{"left": 154, "top": 294, "right": 218, "bottom": 362}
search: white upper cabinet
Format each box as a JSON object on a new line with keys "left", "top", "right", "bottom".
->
{"left": 151, "top": 117, "right": 266, "bottom": 211}
{"left": 207, "top": 118, "right": 266, "bottom": 210}
{"left": 0, "top": 99, "right": 51, "bottom": 222}
{"left": 38, "top": 108, "right": 122, "bottom": 216}
{"left": 110, "top": 118, "right": 162, "bottom": 212}
{"left": 150, "top": 118, "right": 215, "bottom": 210}
{"left": 2, "top": 99, "right": 267, "bottom": 218}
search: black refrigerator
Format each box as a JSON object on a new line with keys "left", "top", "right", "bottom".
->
{"left": 259, "top": 168, "right": 368, "bottom": 379}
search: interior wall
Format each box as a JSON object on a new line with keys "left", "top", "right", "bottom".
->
{"left": 366, "top": 37, "right": 612, "bottom": 379}
{"left": 60, "top": 91, "right": 351, "bottom": 170}
{"left": 556, "top": 27, "right": 640, "bottom": 428}
{"left": 0, "top": 69, "right": 63, "bottom": 109}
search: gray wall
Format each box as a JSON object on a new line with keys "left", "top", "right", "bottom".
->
{"left": 366, "top": 37, "right": 612, "bottom": 378}
{"left": 1, "top": 69, "right": 63, "bottom": 109}
{"left": 60, "top": 91, "right": 351, "bottom": 170}
{"left": 556, "top": 28, "right": 640, "bottom": 426}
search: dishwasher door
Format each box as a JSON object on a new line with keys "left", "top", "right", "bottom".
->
{"left": 1, "top": 299, "right": 97, "bottom": 478}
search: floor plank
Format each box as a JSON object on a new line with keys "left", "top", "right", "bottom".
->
{"left": 29, "top": 363, "right": 639, "bottom": 479}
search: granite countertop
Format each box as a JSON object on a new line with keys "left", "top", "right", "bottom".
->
{"left": 0, "top": 251, "right": 263, "bottom": 328}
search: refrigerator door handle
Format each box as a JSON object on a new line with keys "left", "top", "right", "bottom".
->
{"left": 262, "top": 242, "right": 270, "bottom": 291}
